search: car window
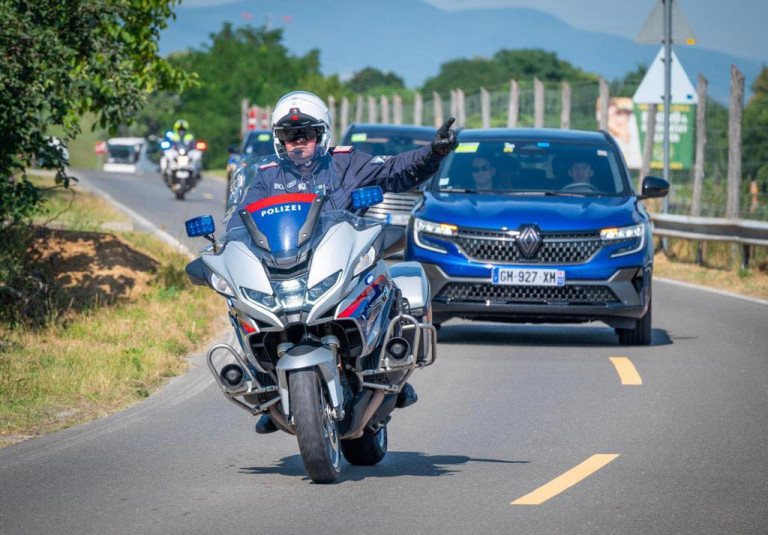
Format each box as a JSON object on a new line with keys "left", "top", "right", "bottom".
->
{"left": 346, "top": 132, "right": 432, "bottom": 156}
{"left": 435, "top": 140, "right": 628, "bottom": 196}
{"left": 242, "top": 132, "right": 273, "bottom": 156}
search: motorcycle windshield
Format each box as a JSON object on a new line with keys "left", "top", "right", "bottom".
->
{"left": 241, "top": 193, "right": 318, "bottom": 253}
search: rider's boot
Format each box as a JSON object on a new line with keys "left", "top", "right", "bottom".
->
{"left": 395, "top": 382, "right": 418, "bottom": 409}
{"left": 255, "top": 413, "right": 278, "bottom": 434}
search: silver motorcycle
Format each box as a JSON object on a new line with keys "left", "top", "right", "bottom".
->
{"left": 184, "top": 185, "right": 436, "bottom": 483}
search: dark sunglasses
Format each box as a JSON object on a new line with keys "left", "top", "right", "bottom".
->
{"left": 472, "top": 164, "right": 491, "bottom": 173}
{"left": 275, "top": 127, "right": 319, "bottom": 142}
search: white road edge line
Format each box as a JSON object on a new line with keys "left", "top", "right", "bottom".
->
{"left": 655, "top": 277, "right": 768, "bottom": 307}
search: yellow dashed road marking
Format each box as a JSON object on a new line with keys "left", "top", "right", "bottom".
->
{"left": 511, "top": 454, "right": 620, "bottom": 505}
{"left": 609, "top": 357, "right": 642, "bottom": 385}
{"left": 203, "top": 193, "right": 214, "bottom": 200}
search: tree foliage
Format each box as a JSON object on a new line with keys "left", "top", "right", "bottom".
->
{"left": 138, "top": 23, "right": 346, "bottom": 167}
{"left": 422, "top": 49, "right": 597, "bottom": 95}
{"left": 345, "top": 67, "right": 405, "bottom": 94}
{"left": 743, "top": 66, "right": 768, "bottom": 184}
{"left": 0, "top": 0, "right": 192, "bottom": 230}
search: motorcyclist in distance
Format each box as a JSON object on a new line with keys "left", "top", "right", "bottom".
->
{"left": 168, "top": 119, "right": 195, "bottom": 147}
{"left": 228, "top": 91, "right": 458, "bottom": 434}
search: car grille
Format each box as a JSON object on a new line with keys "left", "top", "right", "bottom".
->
{"left": 446, "top": 228, "right": 606, "bottom": 264}
{"left": 364, "top": 192, "right": 421, "bottom": 226}
{"left": 436, "top": 282, "right": 619, "bottom": 305}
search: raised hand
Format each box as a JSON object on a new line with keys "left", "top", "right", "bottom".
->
{"left": 431, "top": 117, "right": 458, "bottom": 156}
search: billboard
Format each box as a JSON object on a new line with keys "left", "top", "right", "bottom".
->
{"left": 635, "top": 103, "right": 695, "bottom": 170}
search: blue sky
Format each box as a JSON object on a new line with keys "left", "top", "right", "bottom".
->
{"left": 179, "top": 0, "right": 767, "bottom": 62}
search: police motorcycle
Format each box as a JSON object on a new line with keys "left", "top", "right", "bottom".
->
{"left": 159, "top": 137, "right": 206, "bottom": 200}
{"left": 184, "top": 180, "right": 437, "bottom": 484}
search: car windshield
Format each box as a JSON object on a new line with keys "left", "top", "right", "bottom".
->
{"left": 346, "top": 131, "right": 432, "bottom": 156}
{"left": 434, "top": 140, "right": 630, "bottom": 196}
{"left": 242, "top": 132, "right": 273, "bottom": 157}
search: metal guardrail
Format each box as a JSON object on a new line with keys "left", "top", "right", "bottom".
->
{"left": 649, "top": 214, "right": 768, "bottom": 247}
{"left": 649, "top": 213, "right": 768, "bottom": 267}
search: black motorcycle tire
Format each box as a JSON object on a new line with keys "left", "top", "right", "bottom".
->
{"left": 340, "top": 425, "right": 387, "bottom": 466}
{"left": 290, "top": 369, "right": 341, "bottom": 484}
{"left": 175, "top": 189, "right": 185, "bottom": 201}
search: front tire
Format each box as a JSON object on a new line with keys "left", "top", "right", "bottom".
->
{"left": 617, "top": 294, "right": 652, "bottom": 345}
{"left": 341, "top": 425, "right": 388, "bottom": 466}
{"left": 290, "top": 369, "right": 341, "bottom": 483}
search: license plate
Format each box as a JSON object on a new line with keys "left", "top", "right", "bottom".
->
{"left": 492, "top": 267, "right": 565, "bottom": 286}
{"left": 176, "top": 170, "right": 189, "bottom": 178}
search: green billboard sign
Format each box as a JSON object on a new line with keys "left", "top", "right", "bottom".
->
{"left": 635, "top": 103, "right": 695, "bottom": 171}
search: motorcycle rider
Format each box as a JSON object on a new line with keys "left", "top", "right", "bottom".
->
{"left": 228, "top": 91, "right": 458, "bottom": 434}
{"left": 168, "top": 119, "right": 195, "bottom": 146}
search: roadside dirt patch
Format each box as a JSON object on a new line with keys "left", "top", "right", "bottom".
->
{"left": 29, "top": 227, "right": 159, "bottom": 311}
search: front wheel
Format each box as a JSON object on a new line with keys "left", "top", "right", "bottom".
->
{"left": 290, "top": 369, "right": 341, "bottom": 483}
{"left": 617, "top": 294, "right": 652, "bottom": 346}
{"left": 341, "top": 425, "right": 388, "bottom": 466}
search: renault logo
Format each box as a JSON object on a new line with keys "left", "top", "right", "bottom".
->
{"left": 516, "top": 225, "right": 542, "bottom": 258}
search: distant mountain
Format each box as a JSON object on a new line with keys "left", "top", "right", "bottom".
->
{"left": 161, "top": 0, "right": 762, "bottom": 102}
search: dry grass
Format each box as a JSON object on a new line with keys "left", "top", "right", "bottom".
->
{"left": 0, "top": 176, "right": 227, "bottom": 445}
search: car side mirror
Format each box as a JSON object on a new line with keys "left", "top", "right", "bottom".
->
{"left": 639, "top": 176, "right": 669, "bottom": 199}
{"left": 351, "top": 186, "right": 384, "bottom": 210}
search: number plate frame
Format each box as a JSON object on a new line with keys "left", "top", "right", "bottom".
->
{"left": 491, "top": 267, "right": 566, "bottom": 286}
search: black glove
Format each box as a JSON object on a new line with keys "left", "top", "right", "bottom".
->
{"left": 431, "top": 117, "right": 458, "bottom": 156}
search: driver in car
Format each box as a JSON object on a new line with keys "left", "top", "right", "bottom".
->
{"left": 567, "top": 158, "right": 595, "bottom": 186}
{"left": 229, "top": 91, "right": 458, "bottom": 434}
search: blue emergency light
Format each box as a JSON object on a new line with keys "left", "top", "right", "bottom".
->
{"left": 160, "top": 140, "right": 171, "bottom": 149}
{"left": 185, "top": 215, "right": 215, "bottom": 238}
{"left": 351, "top": 186, "right": 384, "bottom": 210}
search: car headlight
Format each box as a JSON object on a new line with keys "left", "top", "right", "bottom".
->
{"left": 600, "top": 223, "right": 646, "bottom": 257}
{"left": 307, "top": 271, "right": 342, "bottom": 304}
{"left": 210, "top": 272, "right": 235, "bottom": 297}
{"left": 241, "top": 287, "right": 280, "bottom": 311}
{"left": 413, "top": 218, "right": 457, "bottom": 254}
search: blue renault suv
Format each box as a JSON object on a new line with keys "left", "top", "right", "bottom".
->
{"left": 405, "top": 128, "right": 669, "bottom": 345}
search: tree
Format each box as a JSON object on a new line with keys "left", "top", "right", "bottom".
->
{"left": 345, "top": 67, "right": 405, "bottom": 94}
{"left": 154, "top": 24, "right": 346, "bottom": 168}
{"left": 743, "top": 65, "right": 768, "bottom": 187}
{"left": 0, "top": 1, "right": 191, "bottom": 231}
{"left": 421, "top": 49, "right": 597, "bottom": 95}
{"left": 611, "top": 64, "right": 648, "bottom": 97}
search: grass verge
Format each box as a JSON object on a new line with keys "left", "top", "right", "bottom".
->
{"left": 0, "top": 176, "right": 225, "bottom": 446}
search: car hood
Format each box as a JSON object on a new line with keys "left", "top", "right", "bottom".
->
{"left": 418, "top": 192, "right": 642, "bottom": 232}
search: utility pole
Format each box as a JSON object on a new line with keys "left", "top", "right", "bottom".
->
{"left": 662, "top": 0, "right": 672, "bottom": 216}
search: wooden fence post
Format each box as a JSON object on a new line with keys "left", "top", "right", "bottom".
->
{"left": 598, "top": 77, "right": 609, "bottom": 130}
{"left": 727, "top": 65, "right": 745, "bottom": 267}
{"left": 367, "top": 95, "right": 377, "bottom": 123}
{"left": 340, "top": 96, "right": 349, "bottom": 140}
{"left": 480, "top": 87, "right": 491, "bottom": 128}
{"left": 640, "top": 103, "right": 658, "bottom": 189}
{"left": 433, "top": 91, "right": 444, "bottom": 127}
{"left": 355, "top": 95, "right": 364, "bottom": 123}
{"left": 393, "top": 94, "right": 403, "bottom": 124}
{"left": 414, "top": 92, "right": 423, "bottom": 126}
{"left": 380, "top": 95, "right": 390, "bottom": 124}
{"left": 560, "top": 82, "right": 571, "bottom": 130}
{"left": 507, "top": 80, "right": 519, "bottom": 127}
{"left": 457, "top": 89, "right": 466, "bottom": 126}
{"left": 691, "top": 74, "right": 708, "bottom": 265}
{"left": 534, "top": 78, "right": 544, "bottom": 128}
{"left": 450, "top": 89, "right": 458, "bottom": 121}
{"left": 327, "top": 95, "right": 336, "bottom": 140}
{"left": 240, "top": 98, "right": 249, "bottom": 138}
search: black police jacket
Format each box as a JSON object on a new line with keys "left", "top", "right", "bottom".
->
{"left": 227, "top": 144, "right": 444, "bottom": 231}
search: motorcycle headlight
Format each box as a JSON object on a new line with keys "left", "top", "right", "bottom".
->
{"left": 353, "top": 247, "right": 376, "bottom": 276}
{"left": 210, "top": 272, "right": 235, "bottom": 297}
{"left": 241, "top": 287, "right": 279, "bottom": 311}
{"left": 273, "top": 277, "right": 308, "bottom": 312}
{"left": 307, "top": 271, "right": 342, "bottom": 305}
{"left": 413, "top": 218, "right": 457, "bottom": 254}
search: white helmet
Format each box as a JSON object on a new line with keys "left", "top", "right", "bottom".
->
{"left": 271, "top": 91, "right": 332, "bottom": 162}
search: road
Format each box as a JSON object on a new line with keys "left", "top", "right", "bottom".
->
{"left": 2, "top": 169, "right": 767, "bottom": 534}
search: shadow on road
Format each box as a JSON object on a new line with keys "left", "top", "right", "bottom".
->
{"left": 240, "top": 452, "right": 528, "bottom": 482}
{"left": 437, "top": 323, "right": 672, "bottom": 347}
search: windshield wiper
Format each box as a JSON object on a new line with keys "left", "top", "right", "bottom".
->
{"left": 438, "top": 188, "right": 480, "bottom": 193}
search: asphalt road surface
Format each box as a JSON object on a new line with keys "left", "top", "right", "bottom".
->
{"left": 2, "top": 169, "right": 767, "bottom": 534}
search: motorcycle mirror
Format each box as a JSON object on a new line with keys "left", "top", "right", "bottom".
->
{"left": 185, "top": 215, "right": 216, "bottom": 238}
{"left": 351, "top": 186, "right": 384, "bottom": 210}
